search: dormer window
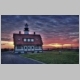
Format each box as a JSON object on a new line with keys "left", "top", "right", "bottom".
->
{"left": 28, "top": 39, "right": 30, "bottom": 42}
{"left": 23, "top": 38, "right": 34, "bottom": 42}
{"left": 31, "top": 39, "right": 34, "bottom": 42}
{"left": 24, "top": 38, "right": 26, "bottom": 42}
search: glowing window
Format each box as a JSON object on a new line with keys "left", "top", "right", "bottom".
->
{"left": 28, "top": 39, "right": 30, "bottom": 42}
{"left": 31, "top": 39, "right": 34, "bottom": 42}
{"left": 24, "top": 38, "right": 26, "bottom": 42}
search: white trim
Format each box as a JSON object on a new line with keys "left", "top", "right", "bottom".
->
{"left": 14, "top": 45, "right": 43, "bottom": 53}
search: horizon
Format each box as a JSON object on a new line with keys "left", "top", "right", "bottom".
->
{"left": 1, "top": 15, "right": 79, "bottom": 49}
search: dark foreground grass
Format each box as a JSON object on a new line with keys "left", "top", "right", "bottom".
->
{"left": 20, "top": 50, "right": 79, "bottom": 64}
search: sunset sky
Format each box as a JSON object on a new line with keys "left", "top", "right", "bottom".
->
{"left": 1, "top": 15, "right": 79, "bottom": 49}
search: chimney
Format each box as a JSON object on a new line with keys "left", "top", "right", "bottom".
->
{"left": 19, "top": 31, "right": 21, "bottom": 34}
{"left": 34, "top": 32, "right": 35, "bottom": 35}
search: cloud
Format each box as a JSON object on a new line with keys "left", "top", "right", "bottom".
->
{"left": 1, "top": 38, "right": 11, "bottom": 41}
{"left": 1, "top": 43, "right": 6, "bottom": 45}
{"left": 1, "top": 15, "right": 79, "bottom": 47}
{"left": 72, "top": 38, "right": 79, "bottom": 43}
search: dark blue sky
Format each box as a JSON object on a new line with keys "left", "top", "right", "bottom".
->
{"left": 1, "top": 15, "right": 79, "bottom": 48}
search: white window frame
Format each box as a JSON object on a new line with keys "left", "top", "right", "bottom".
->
{"left": 32, "top": 46, "right": 34, "bottom": 49}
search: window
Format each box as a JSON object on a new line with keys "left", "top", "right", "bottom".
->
{"left": 24, "top": 46, "right": 27, "bottom": 49}
{"left": 18, "top": 38, "right": 20, "bottom": 40}
{"left": 28, "top": 46, "right": 30, "bottom": 49}
{"left": 25, "top": 47, "right": 27, "bottom": 49}
{"left": 31, "top": 39, "right": 34, "bottom": 42}
{"left": 23, "top": 38, "right": 34, "bottom": 42}
{"left": 24, "top": 38, "right": 26, "bottom": 42}
{"left": 32, "top": 46, "right": 34, "bottom": 49}
{"left": 17, "top": 46, "right": 21, "bottom": 49}
{"left": 28, "top": 39, "right": 30, "bottom": 42}
{"left": 35, "top": 45, "right": 40, "bottom": 49}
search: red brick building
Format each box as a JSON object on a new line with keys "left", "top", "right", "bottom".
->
{"left": 13, "top": 23, "right": 43, "bottom": 53}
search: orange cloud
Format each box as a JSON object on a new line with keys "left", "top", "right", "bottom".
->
{"left": 43, "top": 43, "right": 78, "bottom": 48}
{"left": 1, "top": 41, "right": 14, "bottom": 49}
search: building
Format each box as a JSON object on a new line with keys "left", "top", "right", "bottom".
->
{"left": 13, "top": 23, "right": 43, "bottom": 53}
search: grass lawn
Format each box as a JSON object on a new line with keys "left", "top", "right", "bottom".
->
{"left": 20, "top": 50, "right": 79, "bottom": 64}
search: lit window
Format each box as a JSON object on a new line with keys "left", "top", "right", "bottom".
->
{"left": 28, "top": 39, "right": 30, "bottom": 42}
{"left": 24, "top": 38, "right": 26, "bottom": 42}
{"left": 31, "top": 39, "right": 34, "bottom": 42}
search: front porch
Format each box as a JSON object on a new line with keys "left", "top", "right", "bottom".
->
{"left": 14, "top": 45, "right": 43, "bottom": 53}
